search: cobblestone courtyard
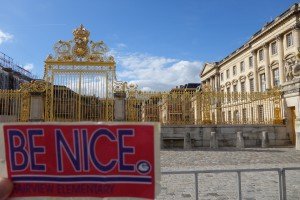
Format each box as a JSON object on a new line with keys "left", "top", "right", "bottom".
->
{"left": 159, "top": 147, "right": 300, "bottom": 200}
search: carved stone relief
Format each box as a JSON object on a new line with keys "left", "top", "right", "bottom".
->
{"left": 284, "top": 55, "right": 296, "bottom": 81}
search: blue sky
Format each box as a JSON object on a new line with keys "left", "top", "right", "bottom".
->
{"left": 0, "top": 0, "right": 297, "bottom": 90}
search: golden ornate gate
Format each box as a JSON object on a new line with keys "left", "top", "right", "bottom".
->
{"left": 43, "top": 25, "right": 115, "bottom": 122}
{"left": 0, "top": 25, "right": 284, "bottom": 125}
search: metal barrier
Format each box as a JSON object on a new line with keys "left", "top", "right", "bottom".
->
{"left": 161, "top": 167, "right": 300, "bottom": 200}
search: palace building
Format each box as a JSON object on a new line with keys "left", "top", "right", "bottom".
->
{"left": 0, "top": 51, "right": 35, "bottom": 89}
{"left": 200, "top": 3, "right": 300, "bottom": 144}
{"left": 0, "top": 24, "right": 295, "bottom": 148}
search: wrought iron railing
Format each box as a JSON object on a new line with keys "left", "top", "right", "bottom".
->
{"left": 0, "top": 81, "right": 283, "bottom": 125}
{"left": 0, "top": 90, "right": 22, "bottom": 122}
{"left": 124, "top": 86, "right": 283, "bottom": 125}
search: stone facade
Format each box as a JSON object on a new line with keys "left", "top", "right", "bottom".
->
{"left": 200, "top": 3, "right": 300, "bottom": 148}
{"left": 161, "top": 125, "right": 290, "bottom": 148}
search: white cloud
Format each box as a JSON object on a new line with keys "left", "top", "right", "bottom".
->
{"left": 0, "top": 30, "right": 13, "bottom": 45}
{"left": 23, "top": 63, "right": 34, "bottom": 71}
{"left": 116, "top": 43, "right": 127, "bottom": 48}
{"left": 116, "top": 53, "right": 202, "bottom": 91}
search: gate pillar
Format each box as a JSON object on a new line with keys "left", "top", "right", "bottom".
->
{"left": 114, "top": 91, "right": 126, "bottom": 121}
{"left": 20, "top": 80, "right": 47, "bottom": 122}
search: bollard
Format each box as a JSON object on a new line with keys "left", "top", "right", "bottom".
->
{"left": 261, "top": 131, "right": 269, "bottom": 148}
{"left": 295, "top": 119, "right": 300, "bottom": 150}
{"left": 184, "top": 132, "right": 192, "bottom": 149}
{"left": 210, "top": 132, "right": 218, "bottom": 148}
{"left": 236, "top": 131, "right": 244, "bottom": 148}
{"left": 296, "top": 131, "right": 300, "bottom": 150}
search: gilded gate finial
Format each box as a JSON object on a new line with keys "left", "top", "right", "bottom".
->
{"left": 45, "top": 24, "right": 114, "bottom": 63}
{"left": 73, "top": 24, "right": 90, "bottom": 39}
{"left": 72, "top": 24, "right": 90, "bottom": 58}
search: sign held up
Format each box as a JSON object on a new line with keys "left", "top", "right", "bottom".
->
{"left": 1, "top": 122, "right": 160, "bottom": 199}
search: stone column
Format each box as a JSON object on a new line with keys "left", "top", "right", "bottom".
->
{"left": 210, "top": 77, "right": 213, "bottom": 90}
{"left": 277, "top": 35, "right": 285, "bottom": 85}
{"left": 114, "top": 92, "right": 126, "bottom": 121}
{"left": 215, "top": 75, "right": 219, "bottom": 91}
{"left": 30, "top": 95, "right": 44, "bottom": 121}
{"left": 293, "top": 25, "right": 300, "bottom": 51}
{"left": 261, "top": 131, "right": 269, "bottom": 148}
{"left": 264, "top": 44, "right": 271, "bottom": 89}
{"left": 210, "top": 131, "right": 218, "bottom": 148}
{"left": 252, "top": 50, "right": 259, "bottom": 92}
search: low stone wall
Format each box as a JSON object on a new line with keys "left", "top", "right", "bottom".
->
{"left": 161, "top": 125, "right": 291, "bottom": 148}
{"left": 0, "top": 115, "right": 18, "bottom": 122}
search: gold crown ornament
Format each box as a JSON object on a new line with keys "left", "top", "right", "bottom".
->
{"left": 73, "top": 24, "right": 90, "bottom": 40}
{"left": 72, "top": 24, "right": 90, "bottom": 58}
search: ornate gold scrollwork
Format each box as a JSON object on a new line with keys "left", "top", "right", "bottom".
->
{"left": 114, "top": 81, "right": 127, "bottom": 93}
{"left": 43, "top": 25, "right": 116, "bottom": 122}
{"left": 45, "top": 24, "right": 115, "bottom": 64}
{"left": 72, "top": 24, "right": 90, "bottom": 58}
{"left": 20, "top": 80, "right": 47, "bottom": 93}
{"left": 201, "top": 84, "right": 212, "bottom": 124}
{"left": 271, "top": 88, "right": 283, "bottom": 124}
{"left": 19, "top": 80, "right": 47, "bottom": 122}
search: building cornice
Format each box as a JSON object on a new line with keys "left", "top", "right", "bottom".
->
{"left": 200, "top": 62, "right": 218, "bottom": 77}
{"left": 215, "top": 3, "right": 299, "bottom": 67}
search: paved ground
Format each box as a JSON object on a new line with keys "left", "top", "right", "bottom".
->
{"left": 1, "top": 147, "right": 300, "bottom": 199}
{"left": 158, "top": 147, "right": 300, "bottom": 200}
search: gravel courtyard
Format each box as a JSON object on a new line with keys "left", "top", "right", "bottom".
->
{"left": 158, "top": 147, "right": 300, "bottom": 200}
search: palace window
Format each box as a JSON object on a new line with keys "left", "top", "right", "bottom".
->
{"left": 233, "top": 66, "right": 236, "bottom": 76}
{"left": 251, "top": 107, "right": 254, "bottom": 123}
{"left": 233, "top": 85, "right": 237, "bottom": 92}
{"left": 221, "top": 72, "right": 224, "bottom": 81}
{"left": 259, "top": 49, "right": 264, "bottom": 61}
{"left": 260, "top": 73, "right": 266, "bottom": 92}
{"left": 271, "top": 42, "right": 277, "bottom": 55}
{"left": 273, "top": 68, "right": 279, "bottom": 87}
{"left": 226, "top": 69, "right": 230, "bottom": 79}
{"left": 258, "top": 105, "right": 264, "bottom": 122}
{"left": 228, "top": 111, "right": 232, "bottom": 122}
{"left": 286, "top": 32, "right": 293, "bottom": 47}
{"left": 233, "top": 85, "right": 238, "bottom": 101}
{"left": 227, "top": 87, "right": 230, "bottom": 93}
{"left": 249, "top": 78, "right": 254, "bottom": 92}
{"left": 249, "top": 56, "right": 253, "bottom": 68}
{"left": 240, "top": 61, "right": 245, "bottom": 72}
{"left": 241, "top": 82, "right": 245, "bottom": 92}
{"left": 227, "top": 87, "right": 231, "bottom": 103}
{"left": 242, "top": 108, "right": 247, "bottom": 123}
{"left": 233, "top": 110, "right": 239, "bottom": 123}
